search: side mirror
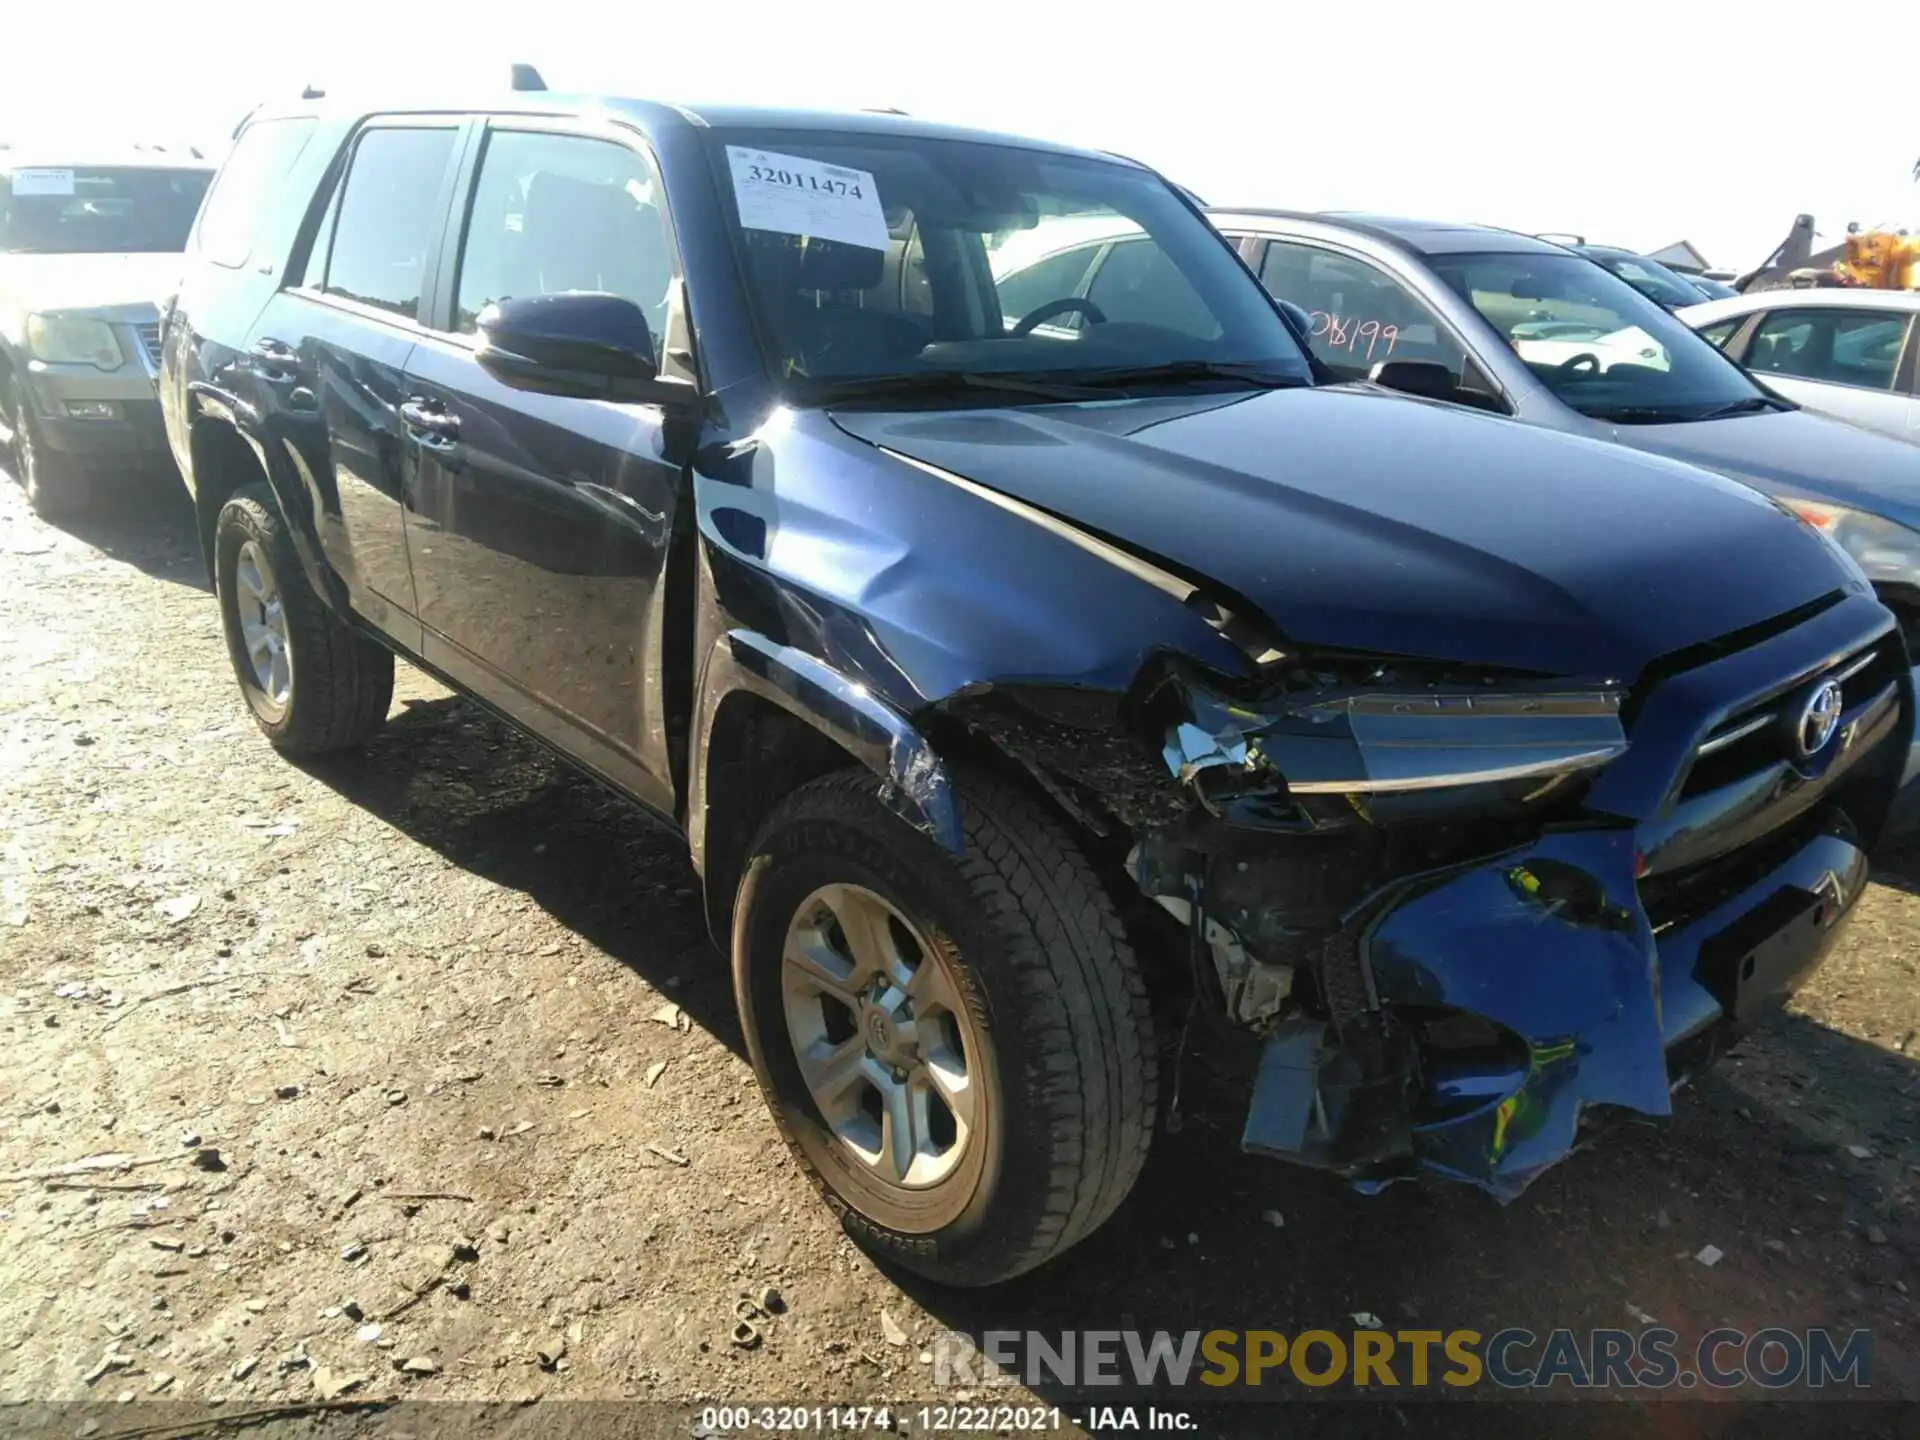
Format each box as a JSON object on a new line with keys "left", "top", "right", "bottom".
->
{"left": 1275, "top": 299, "right": 1313, "bottom": 341}
{"left": 475, "top": 292, "right": 693, "bottom": 406}
{"left": 1369, "top": 359, "right": 1459, "bottom": 401}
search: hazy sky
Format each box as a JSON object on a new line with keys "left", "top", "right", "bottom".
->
{"left": 7, "top": 0, "right": 1914, "bottom": 273}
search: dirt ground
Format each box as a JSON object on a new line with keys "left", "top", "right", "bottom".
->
{"left": 3, "top": 472, "right": 1920, "bottom": 1436}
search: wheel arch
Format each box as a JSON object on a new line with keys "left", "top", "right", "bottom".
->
{"left": 690, "top": 629, "right": 965, "bottom": 948}
{"left": 186, "top": 396, "right": 344, "bottom": 613}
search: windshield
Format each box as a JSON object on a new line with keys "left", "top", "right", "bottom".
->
{"left": 1, "top": 167, "right": 212, "bottom": 254}
{"left": 1431, "top": 252, "right": 1764, "bottom": 422}
{"left": 703, "top": 128, "right": 1311, "bottom": 399}
{"left": 1583, "top": 249, "right": 1708, "bottom": 309}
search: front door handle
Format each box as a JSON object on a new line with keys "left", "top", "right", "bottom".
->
{"left": 399, "top": 397, "right": 460, "bottom": 442}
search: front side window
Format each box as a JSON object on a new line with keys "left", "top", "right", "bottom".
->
{"left": 1, "top": 165, "right": 212, "bottom": 255}
{"left": 197, "top": 120, "right": 315, "bottom": 268}
{"left": 1747, "top": 309, "right": 1910, "bottom": 392}
{"left": 454, "top": 129, "right": 674, "bottom": 356}
{"left": 702, "top": 128, "right": 1310, "bottom": 397}
{"left": 1431, "top": 251, "right": 1762, "bottom": 422}
{"left": 1257, "top": 240, "right": 1467, "bottom": 381}
{"left": 321, "top": 127, "right": 458, "bottom": 321}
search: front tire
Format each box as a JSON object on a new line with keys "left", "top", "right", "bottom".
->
{"left": 733, "top": 767, "right": 1156, "bottom": 1286}
{"left": 10, "top": 395, "right": 93, "bottom": 517}
{"left": 214, "top": 482, "right": 393, "bottom": 754}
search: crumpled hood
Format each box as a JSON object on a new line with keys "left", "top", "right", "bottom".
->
{"left": 1610, "top": 407, "right": 1920, "bottom": 532}
{"left": 832, "top": 386, "right": 1853, "bottom": 681}
{"left": 0, "top": 251, "right": 182, "bottom": 318}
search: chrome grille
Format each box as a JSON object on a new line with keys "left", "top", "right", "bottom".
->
{"left": 133, "top": 322, "right": 163, "bottom": 371}
{"left": 1681, "top": 637, "right": 1900, "bottom": 799}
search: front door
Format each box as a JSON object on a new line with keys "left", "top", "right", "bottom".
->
{"left": 1742, "top": 307, "right": 1916, "bottom": 441}
{"left": 401, "top": 123, "right": 689, "bottom": 813}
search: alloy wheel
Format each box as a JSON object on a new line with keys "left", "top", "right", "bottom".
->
{"left": 780, "top": 882, "right": 980, "bottom": 1190}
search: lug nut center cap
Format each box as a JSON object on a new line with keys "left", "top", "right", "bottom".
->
{"left": 863, "top": 1008, "right": 894, "bottom": 1054}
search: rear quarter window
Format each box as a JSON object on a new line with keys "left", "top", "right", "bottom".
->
{"left": 196, "top": 118, "right": 318, "bottom": 268}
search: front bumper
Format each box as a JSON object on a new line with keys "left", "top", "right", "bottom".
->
{"left": 20, "top": 362, "right": 171, "bottom": 467}
{"left": 1237, "top": 591, "right": 1911, "bottom": 1198}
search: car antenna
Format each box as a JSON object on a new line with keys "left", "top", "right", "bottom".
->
{"left": 511, "top": 63, "right": 548, "bottom": 92}
{"left": 300, "top": 84, "right": 326, "bottom": 100}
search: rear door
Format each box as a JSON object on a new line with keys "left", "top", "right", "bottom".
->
{"left": 1742, "top": 306, "right": 1915, "bottom": 440}
{"left": 245, "top": 120, "right": 467, "bottom": 647}
{"left": 399, "top": 119, "right": 692, "bottom": 814}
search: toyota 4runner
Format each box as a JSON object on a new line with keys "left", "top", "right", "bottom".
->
{"left": 160, "top": 87, "right": 1913, "bottom": 1286}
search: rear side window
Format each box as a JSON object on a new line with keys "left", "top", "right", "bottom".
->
{"left": 321, "top": 127, "right": 458, "bottom": 321}
{"left": 196, "top": 119, "right": 316, "bottom": 267}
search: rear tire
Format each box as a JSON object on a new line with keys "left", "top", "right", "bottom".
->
{"left": 732, "top": 766, "right": 1156, "bottom": 1286}
{"left": 214, "top": 482, "right": 393, "bottom": 754}
{"left": 11, "top": 395, "right": 93, "bottom": 517}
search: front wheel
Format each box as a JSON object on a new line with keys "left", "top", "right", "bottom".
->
{"left": 733, "top": 767, "right": 1157, "bottom": 1286}
{"left": 10, "top": 395, "right": 93, "bottom": 517}
{"left": 214, "top": 482, "right": 394, "bottom": 754}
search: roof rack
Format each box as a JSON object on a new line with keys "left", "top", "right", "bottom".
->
{"left": 1534, "top": 231, "right": 1587, "bottom": 246}
{"left": 511, "top": 64, "right": 547, "bottom": 92}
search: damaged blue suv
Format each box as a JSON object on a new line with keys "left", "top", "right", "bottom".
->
{"left": 160, "top": 85, "right": 1912, "bottom": 1285}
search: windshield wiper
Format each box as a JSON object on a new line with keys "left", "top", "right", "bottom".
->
{"left": 800, "top": 371, "right": 1104, "bottom": 404}
{"left": 1581, "top": 404, "right": 1707, "bottom": 425}
{"left": 1057, "top": 360, "right": 1310, "bottom": 391}
{"left": 1692, "top": 395, "right": 1788, "bottom": 420}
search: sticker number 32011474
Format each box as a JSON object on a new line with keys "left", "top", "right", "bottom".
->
{"left": 11, "top": 168, "right": 76, "bottom": 197}
{"left": 725, "top": 146, "right": 890, "bottom": 253}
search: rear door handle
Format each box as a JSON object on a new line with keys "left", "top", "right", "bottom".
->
{"left": 400, "top": 397, "right": 460, "bottom": 443}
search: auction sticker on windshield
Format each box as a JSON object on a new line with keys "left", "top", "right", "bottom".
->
{"left": 8, "top": 168, "right": 75, "bottom": 197}
{"left": 725, "top": 146, "right": 889, "bottom": 252}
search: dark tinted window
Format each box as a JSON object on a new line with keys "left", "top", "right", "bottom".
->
{"left": 454, "top": 130, "right": 672, "bottom": 354}
{"left": 1258, "top": 239, "right": 1467, "bottom": 381}
{"left": 1, "top": 166, "right": 211, "bottom": 254}
{"left": 1747, "top": 309, "right": 1910, "bottom": 392}
{"left": 322, "top": 128, "right": 457, "bottom": 320}
{"left": 993, "top": 241, "right": 1099, "bottom": 326}
{"left": 1086, "top": 238, "right": 1221, "bottom": 340}
{"left": 197, "top": 120, "right": 315, "bottom": 267}
{"left": 704, "top": 127, "right": 1310, "bottom": 392}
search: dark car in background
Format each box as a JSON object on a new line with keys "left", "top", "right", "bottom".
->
{"left": 1211, "top": 209, "right": 1920, "bottom": 650}
{"left": 160, "top": 91, "right": 1908, "bottom": 1283}
{"left": 0, "top": 150, "right": 213, "bottom": 513}
{"left": 1569, "top": 242, "right": 1719, "bottom": 310}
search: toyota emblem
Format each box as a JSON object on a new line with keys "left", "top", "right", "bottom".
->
{"left": 1795, "top": 679, "right": 1845, "bottom": 759}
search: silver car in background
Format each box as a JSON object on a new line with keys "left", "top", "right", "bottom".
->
{"left": 0, "top": 150, "right": 213, "bottom": 514}
{"left": 1681, "top": 287, "right": 1920, "bottom": 446}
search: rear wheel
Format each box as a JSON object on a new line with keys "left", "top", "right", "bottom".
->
{"left": 10, "top": 394, "right": 93, "bottom": 517}
{"left": 733, "top": 766, "right": 1157, "bottom": 1285}
{"left": 214, "top": 482, "right": 393, "bottom": 754}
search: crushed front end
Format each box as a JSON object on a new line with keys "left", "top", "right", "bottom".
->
{"left": 957, "top": 590, "right": 1912, "bottom": 1200}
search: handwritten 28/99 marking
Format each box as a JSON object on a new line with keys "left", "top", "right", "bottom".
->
{"left": 1309, "top": 311, "right": 1400, "bottom": 364}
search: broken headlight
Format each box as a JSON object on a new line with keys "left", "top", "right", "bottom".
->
{"left": 1158, "top": 664, "right": 1628, "bottom": 821}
